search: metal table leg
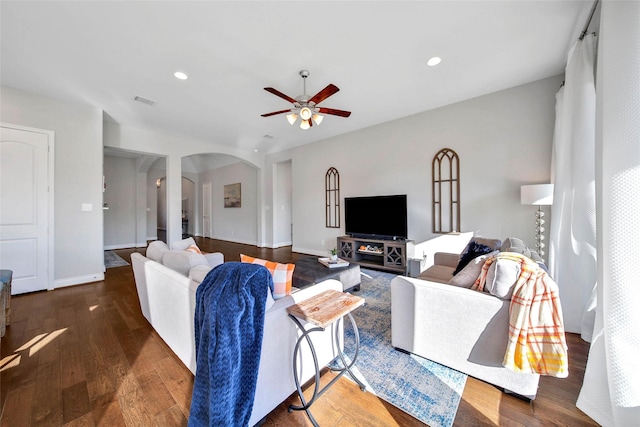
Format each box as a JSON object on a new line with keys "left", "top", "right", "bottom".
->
{"left": 287, "top": 312, "right": 366, "bottom": 426}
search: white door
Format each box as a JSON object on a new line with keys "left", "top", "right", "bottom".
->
{"left": 0, "top": 125, "right": 53, "bottom": 294}
{"left": 202, "top": 181, "right": 212, "bottom": 238}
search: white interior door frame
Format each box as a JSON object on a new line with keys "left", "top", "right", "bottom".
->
{"left": 202, "top": 181, "right": 212, "bottom": 238}
{"left": 0, "top": 122, "right": 55, "bottom": 292}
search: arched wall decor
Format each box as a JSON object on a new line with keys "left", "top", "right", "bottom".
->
{"left": 325, "top": 167, "right": 340, "bottom": 228}
{"left": 432, "top": 148, "right": 460, "bottom": 233}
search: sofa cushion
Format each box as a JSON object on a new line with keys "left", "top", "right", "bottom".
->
{"left": 172, "top": 236, "right": 197, "bottom": 251}
{"left": 240, "top": 254, "right": 294, "bottom": 299}
{"left": 485, "top": 258, "right": 521, "bottom": 300}
{"left": 188, "top": 264, "right": 212, "bottom": 284}
{"left": 501, "top": 237, "right": 547, "bottom": 271}
{"left": 448, "top": 250, "right": 499, "bottom": 288}
{"left": 418, "top": 265, "right": 454, "bottom": 284}
{"left": 472, "top": 237, "right": 502, "bottom": 251}
{"left": 500, "top": 237, "right": 530, "bottom": 256}
{"left": 147, "top": 240, "right": 169, "bottom": 263}
{"left": 162, "top": 250, "right": 210, "bottom": 276}
{"left": 453, "top": 239, "right": 496, "bottom": 275}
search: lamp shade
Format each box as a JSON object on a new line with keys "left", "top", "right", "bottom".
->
{"left": 521, "top": 184, "right": 554, "bottom": 205}
{"left": 299, "top": 106, "right": 312, "bottom": 120}
{"left": 286, "top": 113, "right": 298, "bottom": 125}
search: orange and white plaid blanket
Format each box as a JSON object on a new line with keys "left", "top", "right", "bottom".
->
{"left": 472, "top": 253, "right": 569, "bottom": 378}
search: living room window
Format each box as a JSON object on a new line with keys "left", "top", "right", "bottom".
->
{"left": 432, "top": 148, "right": 460, "bottom": 233}
{"left": 325, "top": 167, "right": 340, "bottom": 228}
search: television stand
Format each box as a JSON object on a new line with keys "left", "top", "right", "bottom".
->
{"left": 337, "top": 236, "right": 414, "bottom": 274}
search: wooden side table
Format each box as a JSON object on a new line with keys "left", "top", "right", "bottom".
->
{"left": 287, "top": 289, "right": 366, "bottom": 426}
{"left": 1, "top": 270, "right": 12, "bottom": 337}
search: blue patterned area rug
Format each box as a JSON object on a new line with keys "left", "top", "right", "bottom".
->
{"left": 104, "top": 250, "right": 129, "bottom": 268}
{"left": 336, "top": 268, "right": 467, "bottom": 427}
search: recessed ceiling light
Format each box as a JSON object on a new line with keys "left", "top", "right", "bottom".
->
{"left": 173, "top": 71, "right": 188, "bottom": 80}
{"left": 426, "top": 57, "right": 442, "bottom": 67}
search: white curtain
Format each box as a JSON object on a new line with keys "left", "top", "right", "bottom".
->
{"left": 548, "top": 34, "right": 597, "bottom": 341}
{"left": 577, "top": 1, "right": 640, "bottom": 425}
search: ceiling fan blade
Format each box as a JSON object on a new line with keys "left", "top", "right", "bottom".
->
{"left": 261, "top": 109, "right": 291, "bottom": 117}
{"left": 264, "top": 87, "right": 297, "bottom": 104}
{"left": 317, "top": 107, "right": 351, "bottom": 118}
{"left": 309, "top": 84, "right": 339, "bottom": 105}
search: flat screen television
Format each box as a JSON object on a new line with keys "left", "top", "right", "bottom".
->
{"left": 344, "top": 194, "right": 408, "bottom": 240}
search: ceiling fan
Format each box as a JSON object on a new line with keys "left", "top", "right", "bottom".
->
{"left": 261, "top": 70, "right": 351, "bottom": 130}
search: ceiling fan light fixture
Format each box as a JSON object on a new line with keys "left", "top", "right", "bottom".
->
{"left": 262, "top": 70, "right": 351, "bottom": 130}
{"left": 286, "top": 113, "right": 298, "bottom": 125}
{"left": 299, "top": 106, "right": 312, "bottom": 121}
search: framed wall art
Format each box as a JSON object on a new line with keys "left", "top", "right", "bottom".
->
{"left": 224, "top": 183, "right": 241, "bottom": 208}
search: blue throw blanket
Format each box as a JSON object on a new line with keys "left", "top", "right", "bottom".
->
{"left": 188, "top": 262, "right": 274, "bottom": 427}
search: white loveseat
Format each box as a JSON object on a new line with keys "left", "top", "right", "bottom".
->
{"left": 391, "top": 235, "right": 541, "bottom": 399}
{"left": 131, "top": 242, "right": 344, "bottom": 426}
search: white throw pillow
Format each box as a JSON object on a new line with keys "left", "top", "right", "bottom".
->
{"left": 448, "top": 250, "right": 498, "bottom": 288}
{"left": 172, "top": 237, "right": 197, "bottom": 251}
{"left": 485, "top": 258, "right": 521, "bottom": 300}
{"left": 146, "top": 240, "right": 169, "bottom": 263}
{"left": 162, "top": 250, "right": 209, "bottom": 276}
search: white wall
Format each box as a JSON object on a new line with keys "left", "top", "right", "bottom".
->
{"left": 265, "top": 75, "right": 561, "bottom": 257}
{"left": 199, "top": 162, "right": 258, "bottom": 245}
{"left": 1, "top": 85, "right": 104, "bottom": 286}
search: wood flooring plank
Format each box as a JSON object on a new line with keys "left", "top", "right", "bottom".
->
{"left": 115, "top": 328, "right": 155, "bottom": 375}
{"left": 136, "top": 368, "right": 177, "bottom": 418}
{"left": 62, "top": 381, "right": 92, "bottom": 424}
{"left": 131, "top": 326, "right": 169, "bottom": 364}
{"left": 90, "top": 393, "right": 126, "bottom": 426}
{"left": 154, "top": 404, "right": 188, "bottom": 426}
{"left": 85, "top": 366, "right": 115, "bottom": 404}
{"left": 62, "top": 412, "right": 94, "bottom": 427}
{"left": 109, "top": 361, "right": 154, "bottom": 426}
{"left": 31, "top": 361, "right": 62, "bottom": 426}
{"left": 9, "top": 332, "right": 41, "bottom": 390}
{"left": 1, "top": 382, "right": 34, "bottom": 427}
{"left": 60, "top": 343, "right": 87, "bottom": 389}
{"left": 154, "top": 356, "right": 194, "bottom": 418}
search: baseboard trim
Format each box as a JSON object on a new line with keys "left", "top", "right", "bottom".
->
{"left": 54, "top": 273, "right": 104, "bottom": 289}
{"left": 291, "top": 246, "right": 325, "bottom": 257}
{"left": 104, "top": 243, "right": 137, "bottom": 250}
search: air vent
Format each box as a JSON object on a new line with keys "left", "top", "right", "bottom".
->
{"left": 133, "top": 96, "right": 157, "bottom": 106}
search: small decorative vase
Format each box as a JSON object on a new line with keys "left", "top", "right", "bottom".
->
{"left": 331, "top": 254, "right": 338, "bottom": 261}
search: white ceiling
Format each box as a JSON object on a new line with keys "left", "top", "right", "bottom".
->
{"left": 1, "top": 1, "right": 592, "bottom": 155}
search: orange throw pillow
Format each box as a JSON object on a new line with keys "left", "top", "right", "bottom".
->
{"left": 240, "top": 254, "right": 294, "bottom": 299}
{"left": 185, "top": 244, "right": 202, "bottom": 254}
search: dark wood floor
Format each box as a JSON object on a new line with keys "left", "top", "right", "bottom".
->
{"left": 0, "top": 238, "right": 598, "bottom": 426}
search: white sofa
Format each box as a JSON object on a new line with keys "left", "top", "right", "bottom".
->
{"left": 391, "top": 235, "right": 541, "bottom": 399}
{"left": 131, "top": 243, "right": 344, "bottom": 426}
{"left": 391, "top": 276, "right": 540, "bottom": 399}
